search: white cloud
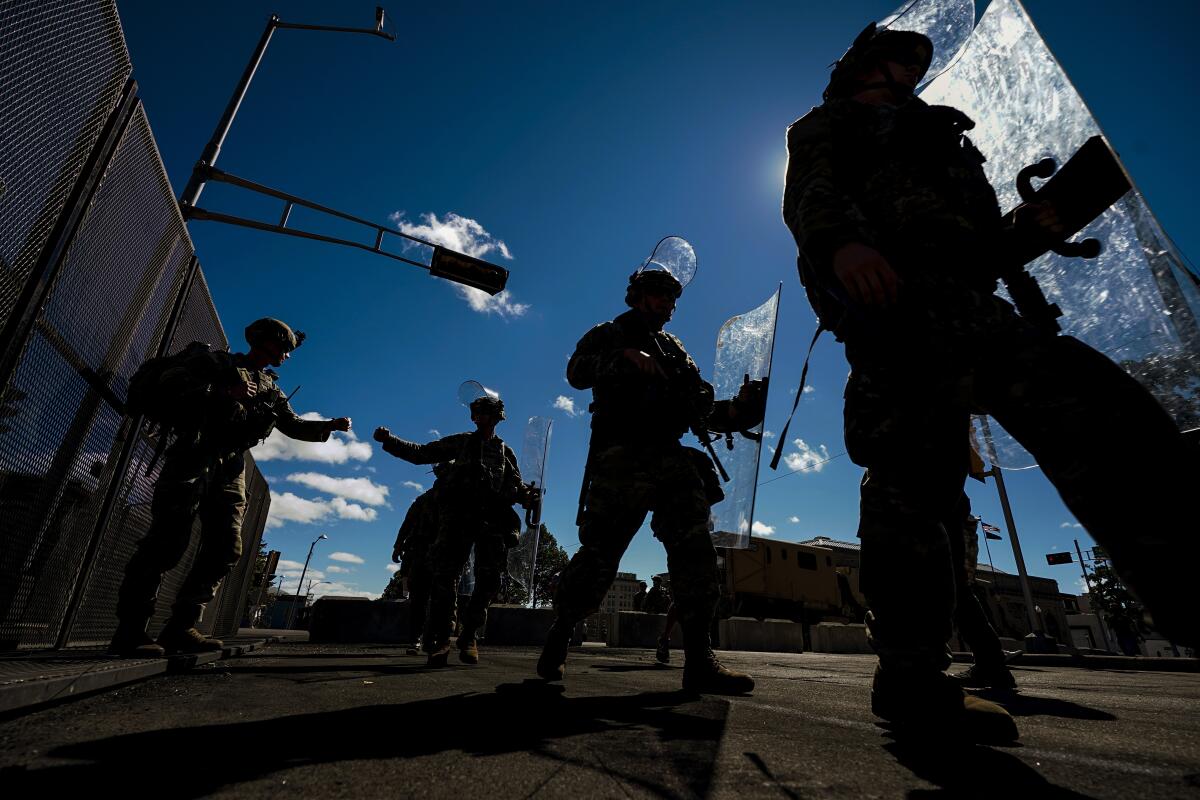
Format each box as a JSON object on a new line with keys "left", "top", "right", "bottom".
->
{"left": 276, "top": 576, "right": 374, "bottom": 600}
{"left": 803, "top": 385, "right": 815, "bottom": 394}
{"left": 783, "top": 439, "right": 831, "bottom": 473}
{"left": 553, "top": 396, "right": 581, "bottom": 417}
{"left": 386, "top": 563, "right": 401, "bottom": 574}
{"left": 762, "top": 430, "right": 775, "bottom": 439}
{"left": 329, "top": 551, "right": 366, "bottom": 564}
{"left": 326, "top": 565, "right": 351, "bottom": 574}
{"left": 402, "top": 480, "right": 425, "bottom": 492}
{"left": 788, "top": 516, "right": 800, "bottom": 524}
{"left": 429, "top": 429, "right": 441, "bottom": 438}
{"left": 752, "top": 521, "right": 775, "bottom": 536}
{"left": 278, "top": 559, "right": 305, "bottom": 570}
{"left": 265, "top": 491, "right": 377, "bottom": 529}
{"left": 1060, "top": 521, "right": 1083, "bottom": 529}
{"left": 390, "top": 211, "right": 528, "bottom": 319}
{"left": 285, "top": 472, "right": 390, "bottom": 506}
{"left": 253, "top": 414, "right": 373, "bottom": 464}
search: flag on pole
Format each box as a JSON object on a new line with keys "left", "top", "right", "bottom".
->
{"left": 981, "top": 522, "right": 1003, "bottom": 540}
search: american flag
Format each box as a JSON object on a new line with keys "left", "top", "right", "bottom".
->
{"left": 981, "top": 522, "right": 1003, "bottom": 540}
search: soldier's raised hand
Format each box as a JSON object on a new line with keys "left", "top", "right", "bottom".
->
{"left": 328, "top": 417, "right": 351, "bottom": 433}
{"left": 373, "top": 426, "right": 391, "bottom": 442}
{"left": 833, "top": 242, "right": 900, "bottom": 308}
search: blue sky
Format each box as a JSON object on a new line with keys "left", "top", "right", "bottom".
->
{"left": 115, "top": 0, "right": 1199, "bottom": 599}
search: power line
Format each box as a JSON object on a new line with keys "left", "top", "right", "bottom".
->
{"left": 757, "top": 450, "right": 848, "bottom": 486}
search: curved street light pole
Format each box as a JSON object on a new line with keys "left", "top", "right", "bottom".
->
{"left": 288, "top": 533, "right": 328, "bottom": 629}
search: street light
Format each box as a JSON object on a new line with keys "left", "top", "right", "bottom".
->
{"left": 288, "top": 533, "right": 328, "bottom": 629}
{"left": 177, "top": 7, "right": 509, "bottom": 296}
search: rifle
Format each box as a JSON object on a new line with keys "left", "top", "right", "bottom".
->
{"left": 646, "top": 335, "right": 730, "bottom": 482}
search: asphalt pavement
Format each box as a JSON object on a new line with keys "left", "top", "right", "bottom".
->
{"left": 0, "top": 643, "right": 1197, "bottom": 798}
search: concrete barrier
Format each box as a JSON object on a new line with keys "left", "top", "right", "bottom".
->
{"left": 809, "top": 622, "right": 871, "bottom": 654}
{"left": 309, "top": 597, "right": 409, "bottom": 643}
{"left": 607, "top": 612, "right": 683, "bottom": 649}
{"left": 482, "top": 605, "right": 567, "bottom": 645}
{"left": 717, "top": 617, "right": 804, "bottom": 653}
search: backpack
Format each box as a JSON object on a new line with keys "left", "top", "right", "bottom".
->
{"left": 125, "top": 341, "right": 212, "bottom": 424}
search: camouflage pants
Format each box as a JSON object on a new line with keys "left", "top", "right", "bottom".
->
{"left": 846, "top": 308, "right": 1197, "bottom": 672}
{"left": 947, "top": 494, "right": 1003, "bottom": 667}
{"left": 403, "top": 545, "right": 434, "bottom": 644}
{"left": 117, "top": 451, "right": 247, "bottom": 631}
{"left": 422, "top": 510, "right": 506, "bottom": 650}
{"left": 555, "top": 442, "right": 719, "bottom": 651}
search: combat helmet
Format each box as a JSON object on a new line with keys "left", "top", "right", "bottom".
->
{"left": 469, "top": 395, "right": 506, "bottom": 420}
{"left": 244, "top": 317, "right": 305, "bottom": 352}
{"left": 824, "top": 22, "right": 933, "bottom": 102}
{"left": 625, "top": 236, "right": 696, "bottom": 307}
{"left": 458, "top": 380, "right": 505, "bottom": 421}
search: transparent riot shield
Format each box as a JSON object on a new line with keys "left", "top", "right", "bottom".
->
{"left": 709, "top": 286, "right": 781, "bottom": 549}
{"left": 506, "top": 416, "right": 552, "bottom": 606}
{"left": 457, "top": 379, "right": 500, "bottom": 408}
{"left": 915, "top": 0, "right": 1200, "bottom": 468}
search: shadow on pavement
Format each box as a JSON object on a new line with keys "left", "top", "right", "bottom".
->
{"left": 885, "top": 739, "right": 1098, "bottom": 799}
{"left": 5, "top": 681, "right": 727, "bottom": 798}
{"left": 984, "top": 692, "right": 1117, "bottom": 721}
{"left": 591, "top": 663, "right": 675, "bottom": 673}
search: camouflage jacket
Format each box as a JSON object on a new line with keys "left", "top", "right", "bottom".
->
{"left": 783, "top": 97, "right": 1013, "bottom": 327}
{"left": 162, "top": 348, "right": 330, "bottom": 458}
{"left": 568, "top": 309, "right": 717, "bottom": 447}
{"left": 380, "top": 431, "right": 521, "bottom": 507}
{"left": 394, "top": 485, "right": 440, "bottom": 558}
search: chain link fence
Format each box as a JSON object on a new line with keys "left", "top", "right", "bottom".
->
{"left": 0, "top": 1, "right": 271, "bottom": 650}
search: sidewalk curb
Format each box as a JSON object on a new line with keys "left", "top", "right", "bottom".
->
{"left": 0, "top": 636, "right": 277, "bottom": 716}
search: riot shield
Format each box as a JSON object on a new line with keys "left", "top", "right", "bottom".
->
{"left": 709, "top": 286, "right": 781, "bottom": 549}
{"left": 507, "top": 416, "right": 553, "bottom": 606}
{"left": 908, "top": 0, "right": 1200, "bottom": 468}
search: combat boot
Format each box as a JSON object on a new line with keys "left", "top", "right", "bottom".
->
{"left": 157, "top": 625, "right": 223, "bottom": 655}
{"left": 537, "top": 619, "right": 573, "bottom": 681}
{"left": 682, "top": 649, "right": 755, "bottom": 695}
{"left": 871, "top": 665, "right": 1018, "bottom": 743}
{"left": 426, "top": 639, "right": 451, "bottom": 668}
{"left": 458, "top": 630, "right": 480, "bottom": 665}
{"left": 950, "top": 662, "right": 1017, "bottom": 690}
{"left": 108, "top": 625, "right": 166, "bottom": 658}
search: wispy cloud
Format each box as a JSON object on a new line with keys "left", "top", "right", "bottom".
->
{"left": 762, "top": 430, "right": 775, "bottom": 439}
{"left": 386, "top": 563, "right": 400, "bottom": 574}
{"left": 553, "top": 396, "right": 581, "bottom": 417}
{"left": 265, "top": 491, "right": 378, "bottom": 529}
{"left": 329, "top": 552, "right": 365, "bottom": 564}
{"left": 402, "top": 480, "right": 425, "bottom": 492}
{"left": 1060, "top": 521, "right": 1083, "bottom": 529}
{"left": 326, "top": 565, "right": 351, "bottom": 574}
{"left": 390, "top": 211, "right": 528, "bottom": 319}
{"left": 429, "top": 429, "right": 441, "bottom": 438}
{"left": 788, "top": 516, "right": 800, "bottom": 523}
{"left": 285, "top": 472, "right": 389, "bottom": 506}
{"left": 752, "top": 521, "right": 775, "bottom": 536}
{"left": 783, "top": 439, "right": 831, "bottom": 473}
{"left": 253, "top": 414, "right": 373, "bottom": 464}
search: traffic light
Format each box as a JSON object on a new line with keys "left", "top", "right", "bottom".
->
{"left": 1046, "top": 552, "right": 1073, "bottom": 566}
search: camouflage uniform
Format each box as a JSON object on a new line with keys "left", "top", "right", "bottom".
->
{"left": 946, "top": 495, "right": 1005, "bottom": 672}
{"left": 782, "top": 94, "right": 1199, "bottom": 675}
{"left": 116, "top": 347, "right": 332, "bottom": 640}
{"left": 393, "top": 486, "right": 441, "bottom": 645}
{"left": 553, "top": 310, "right": 726, "bottom": 656}
{"left": 378, "top": 431, "right": 522, "bottom": 652}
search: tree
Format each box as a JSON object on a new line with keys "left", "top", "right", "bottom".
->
{"left": 503, "top": 523, "right": 569, "bottom": 607}
{"left": 1085, "top": 562, "right": 1144, "bottom": 655}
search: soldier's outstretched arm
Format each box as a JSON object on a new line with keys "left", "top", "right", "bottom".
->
{"left": 783, "top": 110, "right": 874, "bottom": 280}
{"left": 567, "top": 323, "right": 627, "bottom": 390}
{"left": 372, "top": 429, "right": 467, "bottom": 465}
{"left": 275, "top": 394, "right": 350, "bottom": 442}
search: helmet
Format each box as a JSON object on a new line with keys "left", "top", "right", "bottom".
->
{"left": 469, "top": 395, "right": 506, "bottom": 420}
{"left": 625, "top": 268, "right": 684, "bottom": 307}
{"left": 244, "top": 318, "right": 305, "bottom": 352}
{"left": 824, "top": 23, "right": 933, "bottom": 101}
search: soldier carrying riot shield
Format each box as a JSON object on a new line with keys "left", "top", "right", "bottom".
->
{"left": 536, "top": 237, "right": 767, "bottom": 695}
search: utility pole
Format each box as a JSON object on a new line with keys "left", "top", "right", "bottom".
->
{"left": 979, "top": 416, "right": 1055, "bottom": 653}
{"left": 1074, "top": 538, "right": 1114, "bottom": 652}
{"left": 288, "top": 533, "right": 327, "bottom": 629}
